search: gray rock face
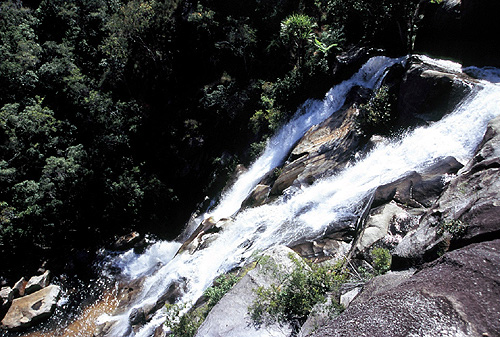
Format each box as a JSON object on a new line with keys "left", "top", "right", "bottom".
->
{"left": 1, "top": 284, "right": 61, "bottom": 331}
{"left": 25, "top": 270, "right": 51, "bottom": 295}
{"left": 307, "top": 239, "right": 500, "bottom": 337}
{"left": 194, "top": 246, "right": 299, "bottom": 337}
{"left": 394, "top": 115, "right": 500, "bottom": 266}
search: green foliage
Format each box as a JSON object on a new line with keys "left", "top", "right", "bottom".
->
{"left": 356, "top": 85, "right": 396, "bottom": 137}
{"left": 204, "top": 274, "right": 240, "bottom": 309}
{"left": 437, "top": 219, "right": 468, "bottom": 238}
{"left": 280, "top": 14, "right": 316, "bottom": 66}
{"left": 165, "top": 303, "right": 204, "bottom": 337}
{"left": 164, "top": 273, "right": 240, "bottom": 337}
{"left": 370, "top": 247, "right": 392, "bottom": 275}
{"left": 248, "top": 254, "right": 346, "bottom": 329}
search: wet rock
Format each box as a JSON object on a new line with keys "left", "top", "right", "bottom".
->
{"left": 12, "top": 278, "right": 27, "bottom": 298}
{"left": 291, "top": 238, "right": 350, "bottom": 262}
{"left": 396, "top": 56, "right": 473, "bottom": 129}
{"left": 113, "top": 232, "right": 146, "bottom": 251}
{"left": 25, "top": 270, "right": 50, "bottom": 295}
{"left": 241, "top": 184, "right": 270, "bottom": 208}
{"left": 270, "top": 86, "right": 371, "bottom": 196}
{"left": 194, "top": 246, "right": 301, "bottom": 337}
{"left": 307, "top": 240, "right": 500, "bottom": 337}
{"left": 394, "top": 115, "right": 500, "bottom": 266}
{"left": 1, "top": 284, "right": 61, "bottom": 331}
{"left": 356, "top": 202, "right": 413, "bottom": 253}
{"left": 373, "top": 156, "right": 463, "bottom": 208}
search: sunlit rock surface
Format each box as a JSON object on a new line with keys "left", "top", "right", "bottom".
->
{"left": 1, "top": 284, "right": 60, "bottom": 331}
{"left": 307, "top": 239, "right": 500, "bottom": 337}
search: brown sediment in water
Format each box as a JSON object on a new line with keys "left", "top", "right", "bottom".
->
{"left": 20, "top": 289, "right": 120, "bottom": 337}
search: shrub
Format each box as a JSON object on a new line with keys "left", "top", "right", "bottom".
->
{"left": 203, "top": 274, "right": 240, "bottom": 309}
{"left": 437, "top": 219, "right": 468, "bottom": 238}
{"left": 356, "top": 85, "right": 396, "bottom": 137}
{"left": 370, "top": 247, "right": 392, "bottom": 275}
{"left": 248, "top": 254, "right": 346, "bottom": 331}
{"left": 164, "top": 273, "right": 240, "bottom": 337}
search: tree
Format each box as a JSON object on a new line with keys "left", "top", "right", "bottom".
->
{"left": 280, "top": 14, "right": 316, "bottom": 67}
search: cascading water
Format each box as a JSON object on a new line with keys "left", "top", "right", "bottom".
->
{"left": 101, "top": 56, "right": 500, "bottom": 337}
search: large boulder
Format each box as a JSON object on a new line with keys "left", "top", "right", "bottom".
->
{"left": 373, "top": 156, "right": 463, "bottom": 208}
{"left": 395, "top": 57, "right": 473, "bottom": 129}
{"left": 1, "top": 284, "right": 61, "bottom": 331}
{"left": 393, "top": 115, "right": 500, "bottom": 266}
{"left": 194, "top": 246, "right": 301, "bottom": 337}
{"left": 307, "top": 239, "right": 500, "bottom": 337}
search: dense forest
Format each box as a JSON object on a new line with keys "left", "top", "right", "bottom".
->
{"left": 0, "top": 0, "right": 430, "bottom": 282}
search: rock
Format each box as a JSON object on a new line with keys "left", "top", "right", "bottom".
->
{"left": 331, "top": 47, "right": 384, "bottom": 84}
{"left": 270, "top": 86, "right": 372, "bottom": 196}
{"left": 176, "top": 217, "right": 218, "bottom": 255}
{"left": 291, "top": 238, "right": 350, "bottom": 262}
{"left": 350, "top": 270, "right": 414, "bottom": 306}
{"left": 241, "top": 184, "right": 270, "bottom": 208}
{"left": 307, "top": 240, "right": 500, "bottom": 337}
{"left": 0, "top": 286, "right": 14, "bottom": 317}
{"left": 12, "top": 278, "right": 27, "bottom": 298}
{"left": 356, "top": 202, "right": 413, "bottom": 253}
{"left": 1, "top": 284, "right": 61, "bottom": 331}
{"left": 194, "top": 245, "right": 301, "bottom": 337}
{"left": 339, "top": 287, "right": 361, "bottom": 308}
{"left": 373, "top": 156, "right": 463, "bottom": 208}
{"left": 393, "top": 115, "right": 500, "bottom": 267}
{"left": 25, "top": 270, "right": 50, "bottom": 295}
{"left": 112, "top": 232, "right": 143, "bottom": 252}
{"left": 297, "top": 294, "right": 338, "bottom": 337}
{"left": 396, "top": 56, "right": 473, "bottom": 129}
{"left": 0, "top": 287, "right": 13, "bottom": 305}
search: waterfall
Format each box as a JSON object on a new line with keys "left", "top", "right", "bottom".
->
{"left": 204, "top": 55, "right": 405, "bottom": 223}
{"left": 101, "top": 57, "right": 500, "bottom": 337}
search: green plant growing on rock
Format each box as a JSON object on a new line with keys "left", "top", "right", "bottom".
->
{"left": 204, "top": 274, "right": 240, "bottom": 308}
{"left": 164, "top": 273, "right": 240, "bottom": 337}
{"left": 370, "top": 247, "right": 392, "bottom": 275}
{"left": 356, "top": 85, "right": 396, "bottom": 137}
{"left": 437, "top": 219, "right": 468, "bottom": 238}
{"left": 248, "top": 254, "right": 346, "bottom": 331}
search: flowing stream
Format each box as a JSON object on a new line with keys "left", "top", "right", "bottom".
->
{"left": 101, "top": 56, "right": 500, "bottom": 337}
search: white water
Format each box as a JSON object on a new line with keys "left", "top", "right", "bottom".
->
{"left": 102, "top": 57, "right": 500, "bottom": 337}
{"left": 205, "top": 56, "right": 404, "bottom": 222}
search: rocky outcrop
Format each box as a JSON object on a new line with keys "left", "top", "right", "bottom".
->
{"left": 307, "top": 239, "right": 500, "bottom": 337}
{"left": 1, "top": 284, "right": 61, "bottom": 331}
{"left": 396, "top": 57, "right": 473, "bottom": 129}
{"left": 25, "top": 270, "right": 50, "bottom": 295}
{"left": 194, "top": 246, "right": 300, "bottom": 337}
{"left": 393, "top": 114, "right": 500, "bottom": 267}
{"left": 269, "top": 86, "right": 372, "bottom": 196}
